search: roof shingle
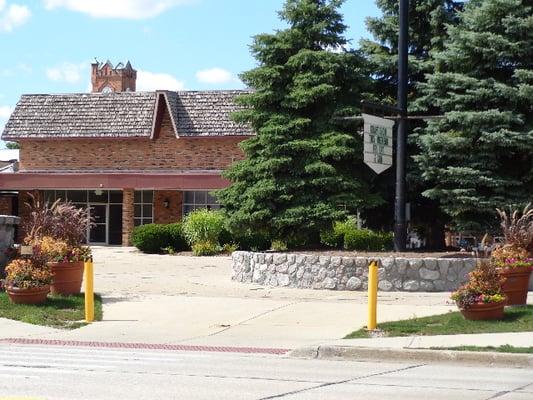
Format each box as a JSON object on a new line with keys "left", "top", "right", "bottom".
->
{"left": 1, "top": 90, "right": 253, "bottom": 140}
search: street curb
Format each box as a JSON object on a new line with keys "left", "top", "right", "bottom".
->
{"left": 289, "top": 346, "right": 533, "bottom": 368}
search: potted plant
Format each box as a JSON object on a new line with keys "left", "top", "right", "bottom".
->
{"left": 3, "top": 256, "right": 53, "bottom": 305}
{"left": 451, "top": 261, "right": 507, "bottom": 320}
{"left": 23, "top": 194, "right": 93, "bottom": 296}
{"left": 38, "top": 236, "right": 91, "bottom": 295}
{"left": 493, "top": 204, "right": 533, "bottom": 305}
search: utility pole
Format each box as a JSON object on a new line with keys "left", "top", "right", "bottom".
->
{"left": 394, "top": 0, "right": 409, "bottom": 251}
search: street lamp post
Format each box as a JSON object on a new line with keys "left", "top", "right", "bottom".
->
{"left": 394, "top": 0, "right": 409, "bottom": 252}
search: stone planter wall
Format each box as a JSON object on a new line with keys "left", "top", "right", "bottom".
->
{"left": 0, "top": 215, "right": 20, "bottom": 273}
{"left": 232, "top": 251, "right": 533, "bottom": 292}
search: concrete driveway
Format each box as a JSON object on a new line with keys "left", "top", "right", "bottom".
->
{"left": 2, "top": 247, "right": 454, "bottom": 348}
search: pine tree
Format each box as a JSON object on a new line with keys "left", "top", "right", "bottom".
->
{"left": 416, "top": 0, "right": 533, "bottom": 231}
{"left": 359, "top": 0, "right": 462, "bottom": 247}
{"left": 217, "top": 0, "right": 380, "bottom": 244}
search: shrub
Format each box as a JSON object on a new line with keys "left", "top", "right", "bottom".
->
{"left": 192, "top": 241, "right": 220, "bottom": 256}
{"left": 344, "top": 229, "right": 393, "bottom": 251}
{"left": 131, "top": 224, "right": 171, "bottom": 254}
{"left": 165, "top": 223, "right": 189, "bottom": 252}
{"left": 183, "top": 209, "right": 225, "bottom": 247}
{"left": 131, "top": 223, "right": 189, "bottom": 254}
{"left": 221, "top": 243, "right": 239, "bottom": 254}
{"left": 320, "top": 217, "right": 364, "bottom": 249}
{"left": 232, "top": 232, "right": 271, "bottom": 251}
{"left": 270, "top": 240, "right": 288, "bottom": 251}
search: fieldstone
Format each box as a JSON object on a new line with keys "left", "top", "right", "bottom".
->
{"left": 268, "top": 276, "right": 278, "bottom": 287}
{"left": 252, "top": 269, "right": 263, "bottom": 283}
{"left": 319, "top": 256, "right": 330, "bottom": 266}
{"left": 447, "top": 270, "right": 458, "bottom": 282}
{"left": 419, "top": 268, "right": 440, "bottom": 280}
{"left": 330, "top": 256, "right": 342, "bottom": 267}
{"left": 392, "top": 278, "right": 403, "bottom": 290}
{"left": 259, "top": 263, "right": 268, "bottom": 272}
{"left": 318, "top": 268, "right": 327, "bottom": 280}
{"left": 378, "top": 280, "right": 393, "bottom": 291}
{"left": 410, "top": 259, "right": 424, "bottom": 269}
{"left": 420, "top": 280, "right": 435, "bottom": 291}
{"left": 256, "top": 254, "right": 265, "bottom": 264}
{"left": 273, "top": 254, "right": 287, "bottom": 265}
{"left": 423, "top": 258, "right": 438, "bottom": 270}
{"left": 278, "top": 274, "right": 290, "bottom": 287}
{"left": 288, "top": 263, "right": 298, "bottom": 275}
{"left": 463, "top": 258, "right": 477, "bottom": 269}
{"left": 341, "top": 257, "right": 354, "bottom": 267}
{"left": 396, "top": 258, "right": 409, "bottom": 275}
{"left": 268, "top": 264, "right": 277, "bottom": 273}
{"left": 323, "top": 277, "right": 337, "bottom": 289}
{"left": 355, "top": 267, "right": 364, "bottom": 276}
{"left": 266, "top": 254, "right": 273, "bottom": 263}
{"left": 327, "top": 269, "right": 336, "bottom": 278}
{"left": 346, "top": 276, "right": 362, "bottom": 290}
{"left": 378, "top": 267, "right": 387, "bottom": 279}
{"left": 406, "top": 268, "right": 420, "bottom": 280}
{"left": 296, "top": 268, "right": 305, "bottom": 279}
{"left": 381, "top": 257, "right": 395, "bottom": 271}
{"left": 438, "top": 260, "right": 451, "bottom": 278}
{"left": 307, "top": 255, "right": 318, "bottom": 265}
{"left": 403, "top": 280, "right": 420, "bottom": 291}
{"left": 276, "top": 263, "right": 289, "bottom": 273}
{"left": 296, "top": 255, "right": 306, "bottom": 266}
{"left": 434, "top": 280, "right": 446, "bottom": 291}
{"left": 355, "top": 258, "right": 368, "bottom": 268}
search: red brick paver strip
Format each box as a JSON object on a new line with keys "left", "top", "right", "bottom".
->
{"left": 0, "top": 338, "right": 290, "bottom": 355}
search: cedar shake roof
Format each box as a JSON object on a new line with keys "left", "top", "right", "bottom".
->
{"left": 1, "top": 90, "right": 253, "bottom": 140}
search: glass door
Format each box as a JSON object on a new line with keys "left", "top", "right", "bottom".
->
{"left": 89, "top": 204, "right": 108, "bottom": 244}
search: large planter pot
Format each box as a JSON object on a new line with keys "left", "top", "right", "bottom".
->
{"left": 7, "top": 285, "right": 50, "bottom": 305}
{"left": 499, "top": 267, "right": 532, "bottom": 306}
{"left": 459, "top": 301, "right": 506, "bottom": 321}
{"left": 48, "top": 261, "right": 84, "bottom": 295}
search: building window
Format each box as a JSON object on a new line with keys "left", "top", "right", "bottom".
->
{"left": 182, "top": 191, "right": 219, "bottom": 216}
{"left": 134, "top": 190, "right": 153, "bottom": 227}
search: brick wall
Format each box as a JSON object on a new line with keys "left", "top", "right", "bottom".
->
{"left": 122, "top": 189, "right": 134, "bottom": 246}
{"left": 19, "top": 110, "right": 246, "bottom": 171}
{"left": 154, "top": 190, "right": 182, "bottom": 224}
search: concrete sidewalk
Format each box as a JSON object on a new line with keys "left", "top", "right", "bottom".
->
{"left": 1, "top": 247, "right": 532, "bottom": 352}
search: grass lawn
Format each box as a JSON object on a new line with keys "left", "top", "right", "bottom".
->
{"left": 345, "top": 305, "right": 533, "bottom": 338}
{"left": 430, "top": 345, "right": 533, "bottom": 354}
{"left": 0, "top": 292, "right": 103, "bottom": 329}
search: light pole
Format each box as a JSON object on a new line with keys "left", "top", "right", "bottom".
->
{"left": 394, "top": 0, "right": 409, "bottom": 251}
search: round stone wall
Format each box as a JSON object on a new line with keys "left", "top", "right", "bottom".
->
{"left": 232, "top": 251, "right": 486, "bottom": 292}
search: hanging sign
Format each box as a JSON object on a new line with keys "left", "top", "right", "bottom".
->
{"left": 362, "top": 113, "right": 395, "bottom": 174}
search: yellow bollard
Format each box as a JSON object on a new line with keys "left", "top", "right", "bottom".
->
{"left": 367, "top": 260, "right": 378, "bottom": 330}
{"left": 84, "top": 259, "right": 94, "bottom": 323}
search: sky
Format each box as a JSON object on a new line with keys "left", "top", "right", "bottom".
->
{"left": 0, "top": 0, "right": 380, "bottom": 148}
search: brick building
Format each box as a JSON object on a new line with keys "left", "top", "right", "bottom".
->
{"left": 0, "top": 61, "right": 253, "bottom": 245}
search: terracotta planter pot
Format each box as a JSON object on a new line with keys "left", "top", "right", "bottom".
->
{"left": 7, "top": 285, "right": 50, "bottom": 305}
{"left": 48, "top": 261, "right": 84, "bottom": 296}
{"left": 459, "top": 301, "right": 506, "bottom": 321}
{"left": 499, "top": 267, "right": 532, "bottom": 306}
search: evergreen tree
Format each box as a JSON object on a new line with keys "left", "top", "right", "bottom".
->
{"left": 359, "top": 0, "right": 462, "bottom": 247}
{"left": 416, "top": 0, "right": 533, "bottom": 230}
{"left": 360, "top": 0, "right": 461, "bottom": 105}
{"left": 217, "top": 0, "right": 380, "bottom": 244}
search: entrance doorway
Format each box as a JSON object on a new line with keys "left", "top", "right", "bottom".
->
{"left": 89, "top": 204, "right": 108, "bottom": 244}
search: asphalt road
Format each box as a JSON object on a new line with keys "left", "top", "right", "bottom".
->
{"left": 2, "top": 344, "right": 532, "bottom": 400}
